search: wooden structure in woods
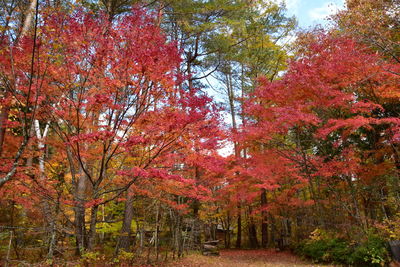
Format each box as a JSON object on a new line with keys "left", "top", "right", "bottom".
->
{"left": 202, "top": 240, "right": 220, "bottom": 256}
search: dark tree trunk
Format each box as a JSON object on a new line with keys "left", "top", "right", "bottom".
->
{"left": 270, "top": 215, "right": 276, "bottom": 248}
{"left": 261, "top": 189, "right": 268, "bottom": 248}
{"left": 236, "top": 202, "right": 241, "bottom": 248}
{"left": 247, "top": 206, "right": 259, "bottom": 249}
{"left": 155, "top": 203, "right": 160, "bottom": 261}
{"left": 0, "top": 106, "right": 10, "bottom": 157}
{"left": 193, "top": 167, "right": 201, "bottom": 248}
{"left": 248, "top": 222, "right": 259, "bottom": 248}
{"left": 224, "top": 213, "right": 231, "bottom": 249}
{"left": 393, "top": 144, "right": 400, "bottom": 180}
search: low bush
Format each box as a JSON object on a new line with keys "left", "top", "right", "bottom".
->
{"left": 297, "top": 238, "right": 351, "bottom": 264}
{"left": 296, "top": 230, "right": 389, "bottom": 266}
{"left": 349, "top": 235, "right": 389, "bottom": 267}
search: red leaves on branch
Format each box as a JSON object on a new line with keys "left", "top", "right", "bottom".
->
{"left": 240, "top": 31, "right": 400, "bottom": 215}
{"left": 0, "top": 5, "right": 224, "bottom": 214}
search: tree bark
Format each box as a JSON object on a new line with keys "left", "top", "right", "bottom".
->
{"left": 261, "top": 189, "right": 268, "bottom": 248}
{"left": 192, "top": 166, "right": 201, "bottom": 248}
{"left": 0, "top": 106, "right": 9, "bottom": 157}
{"left": 116, "top": 192, "right": 134, "bottom": 253}
{"left": 74, "top": 169, "right": 88, "bottom": 254}
{"left": 235, "top": 202, "right": 242, "bottom": 248}
{"left": 247, "top": 206, "right": 259, "bottom": 249}
{"left": 155, "top": 202, "right": 160, "bottom": 261}
{"left": 87, "top": 205, "right": 99, "bottom": 250}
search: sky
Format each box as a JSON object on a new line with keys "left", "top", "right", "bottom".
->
{"left": 282, "top": 0, "right": 346, "bottom": 28}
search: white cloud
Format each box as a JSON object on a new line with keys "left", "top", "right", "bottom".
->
{"left": 308, "top": 1, "right": 342, "bottom": 21}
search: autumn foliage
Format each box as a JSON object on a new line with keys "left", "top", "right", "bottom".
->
{"left": 0, "top": 0, "right": 399, "bottom": 266}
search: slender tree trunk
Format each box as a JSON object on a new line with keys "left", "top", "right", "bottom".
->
{"left": 392, "top": 145, "right": 400, "bottom": 173}
{"left": 100, "top": 205, "right": 105, "bottom": 243}
{"left": 0, "top": 106, "right": 9, "bottom": 157}
{"left": 261, "top": 189, "right": 268, "bottom": 248}
{"left": 116, "top": 192, "right": 135, "bottom": 253}
{"left": 192, "top": 166, "right": 201, "bottom": 248}
{"left": 75, "top": 204, "right": 86, "bottom": 254}
{"left": 74, "top": 169, "right": 88, "bottom": 254}
{"left": 347, "top": 176, "right": 367, "bottom": 231}
{"left": 247, "top": 206, "right": 259, "bottom": 248}
{"left": 226, "top": 71, "right": 243, "bottom": 250}
{"left": 270, "top": 214, "right": 276, "bottom": 247}
{"left": 155, "top": 202, "right": 160, "bottom": 261}
{"left": 236, "top": 202, "right": 242, "bottom": 248}
{"left": 176, "top": 214, "right": 183, "bottom": 257}
{"left": 47, "top": 196, "right": 60, "bottom": 259}
{"left": 223, "top": 212, "right": 231, "bottom": 248}
{"left": 171, "top": 205, "right": 183, "bottom": 258}
{"left": 87, "top": 204, "right": 99, "bottom": 250}
{"left": 248, "top": 222, "right": 259, "bottom": 248}
{"left": 34, "top": 120, "right": 58, "bottom": 257}
{"left": 393, "top": 145, "right": 400, "bottom": 200}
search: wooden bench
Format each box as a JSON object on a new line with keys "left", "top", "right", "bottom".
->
{"left": 202, "top": 240, "right": 220, "bottom": 256}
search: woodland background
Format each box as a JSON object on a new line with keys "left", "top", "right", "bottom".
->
{"left": 0, "top": 0, "right": 399, "bottom": 266}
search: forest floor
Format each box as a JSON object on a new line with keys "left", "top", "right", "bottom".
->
{"left": 164, "top": 249, "right": 334, "bottom": 267}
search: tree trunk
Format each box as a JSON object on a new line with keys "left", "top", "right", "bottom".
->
{"left": 116, "top": 193, "right": 134, "bottom": 253}
{"left": 248, "top": 222, "right": 259, "bottom": 248}
{"left": 87, "top": 205, "right": 99, "bottom": 250}
{"left": 34, "top": 120, "right": 57, "bottom": 257}
{"left": 0, "top": 106, "right": 9, "bottom": 157}
{"left": 74, "top": 169, "right": 88, "bottom": 254}
{"left": 75, "top": 203, "right": 86, "bottom": 254}
{"left": 224, "top": 213, "right": 231, "bottom": 249}
{"left": 155, "top": 202, "right": 161, "bottom": 261}
{"left": 236, "top": 202, "right": 242, "bottom": 248}
{"left": 47, "top": 198, "right": 59, "bottom": 259}
{"left": 247, "top": 206, "right": 259, "bottom": 248}
{"left": 192, "top": 166, "right": 201, "bottom": 248}
{"left": 176, "top": 213, "right": 183, "bottom": 257}
{"left": 270, "top": 215, "right": 276, "bottom": 247}
{"left": 261, "top": 189, "right": 268, "bottom": 248}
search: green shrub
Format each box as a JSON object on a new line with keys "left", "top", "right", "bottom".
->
{"left": 297, "top": 232, "right": 389, "bottom": 266}
{"left": 348, "top": 235, "right": 389, "bottom": 267}
{"left": 329, "top": 239, "right": 354, "bottom": 263}
{"left": 297, "top": 238, "right": 351, "bottom": 264}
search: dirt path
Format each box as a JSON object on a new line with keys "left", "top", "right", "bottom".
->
{"left": 165, "top": 249, "right": 333, "bottom": 267}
